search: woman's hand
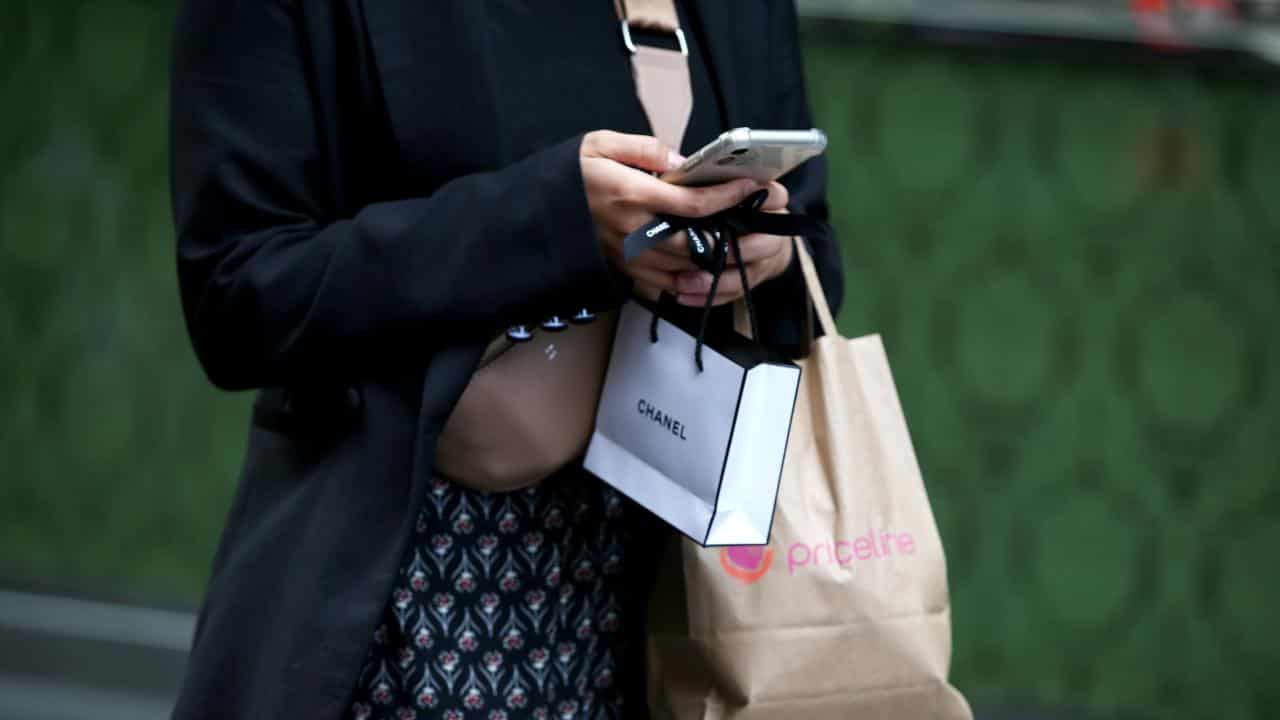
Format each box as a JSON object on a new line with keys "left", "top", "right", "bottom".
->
{"left": 580, "top": 131, "right": 792, "bottom": 305}
{"left": 671, "top": 188, "right": 793, "bottom": 307}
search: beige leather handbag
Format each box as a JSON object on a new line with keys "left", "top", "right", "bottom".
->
{"left": 434, "top": 0, "right": 693, "bottom": 493}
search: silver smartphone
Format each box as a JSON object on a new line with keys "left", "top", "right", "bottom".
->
{"left": 661, "top": 127, "right": 827, "bottom": 186}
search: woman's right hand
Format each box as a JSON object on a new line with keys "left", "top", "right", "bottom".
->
{"left": 580, "top": 130, "right": 765, "bottom": 298}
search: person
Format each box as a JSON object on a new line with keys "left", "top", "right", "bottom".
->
{"left": 168, "top": 1, "right": 843, "bottom": 718}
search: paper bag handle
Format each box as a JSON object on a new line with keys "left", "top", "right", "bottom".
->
{"left": 733, "top": 238, "right": 837, "bottom": 343}
{"left": 794, "top": 237, "right": 838, "bottom": 339}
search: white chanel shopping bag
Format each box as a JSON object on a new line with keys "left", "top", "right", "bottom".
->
{"left": 584, "top": 299, "right": 801, "bottom": 546}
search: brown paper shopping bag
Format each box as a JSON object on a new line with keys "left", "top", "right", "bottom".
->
{"left": 646, "top": 240, "right": 973, "bottom": 719}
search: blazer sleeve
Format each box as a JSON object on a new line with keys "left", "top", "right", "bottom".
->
{"left": 170, "top": 0, "right": 621, "bottom": 391}
{"left": 748, "top": 0, "right": 846, "bottom": 354}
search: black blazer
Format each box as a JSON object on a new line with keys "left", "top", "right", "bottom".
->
{"left": 169, "top": 1, "right": 843, "bottom": 717}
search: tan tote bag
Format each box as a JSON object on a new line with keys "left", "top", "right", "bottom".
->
{"left": 646, "top": 240, "right": 974, "bottom": 719}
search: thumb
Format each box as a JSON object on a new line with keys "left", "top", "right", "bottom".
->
{"left": 582, "top": 130, "right": 684, "bottom": 174}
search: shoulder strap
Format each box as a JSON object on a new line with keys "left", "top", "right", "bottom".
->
{"left": 616, "top": 0, "right": 680, "bottom": 31}
{"left": 616, "top": 0, "right": 692, "bottom": 151}
{"left": 619, "top": 0, "right": 783, "bottom": 344}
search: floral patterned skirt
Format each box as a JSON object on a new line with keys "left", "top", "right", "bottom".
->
{"left": 344, "top": 468, "right": 661, "bottom": 720}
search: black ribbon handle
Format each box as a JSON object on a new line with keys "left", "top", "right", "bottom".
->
{"left": 624, "top": 190, "right": 828, "bottom": 371}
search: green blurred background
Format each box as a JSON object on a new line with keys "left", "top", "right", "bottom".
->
{"left": 0, "top": 2, "right": 1277, "bottom": 719}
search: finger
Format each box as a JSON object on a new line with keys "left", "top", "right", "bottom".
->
{"left": 675, "top": 259, "right": 777, "bottom": 305}
{"left": 677, "top": 276, "right": 756, "bottom": 307}
{"left": 634, "top": 249, "right": 700, "bottom": 273}
{"left": 612, "top": 215, "right": 697, "bottom": 263}
{"left": 654, "top": 230, "right": 691, "bottom": 257}
{"left": 624, "top": 223, "right": 707, "bottom": 261}
{"left": 723, "top": 234, "right": 786, "bottom": 266}
{"left": 673, "top": 268, "right": 750, "bottom": 297}
{"left": 674, "top": 270, "right": 715, "bottom": 296}
{"left": 625, "top": 265, "right": 681, "bottom": 295}
{"left": 711, "top": 269, "right": 746, "bottom": 298}
{"left": 761, "top": 182, "right": 789, "bottom": 212}
{"left": 677, "top": 288, "right": 743, "bottom": 307}
{"left": 654, "top": 229, "right": 725, "bottom": 261}
{"left": 582, "top": 130, "right": 683, "bottom": 173}
{"left": 637, "top": 177, "right": 763, "bottom": 219}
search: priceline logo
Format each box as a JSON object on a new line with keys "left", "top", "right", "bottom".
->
{"left": 719, "top": 546, "right": 775, "bottom": 584}
{"left": 719, "top": 529, "right": 917, "bottom": 584}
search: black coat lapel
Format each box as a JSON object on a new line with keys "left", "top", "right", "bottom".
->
{"left": 686, "top": 0, "right": 742, "bottom": 129}
{"left": 360, "top": 0, "right": 503, "bottom": 177}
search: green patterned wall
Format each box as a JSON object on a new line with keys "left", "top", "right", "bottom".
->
{"left": 0, "top": 3, "right": 1276, "bottom": 718}
{"left": 803, "top": 27, "right": 1279, "bottom": 720}
{"left": 0, "top": 0, "right": 250, "bottom": 600}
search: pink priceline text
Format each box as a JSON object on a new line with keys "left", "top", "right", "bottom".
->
{"left": 787, "top": 529, "right": 917, "bottom": 574}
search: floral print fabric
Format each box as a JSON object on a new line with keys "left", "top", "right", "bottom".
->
{"left": 345, "top": 471, "right": 652, "bottom": 720}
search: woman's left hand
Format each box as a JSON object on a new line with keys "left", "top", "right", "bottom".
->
{"left": 672, "top": 182, "right": 794, "bottom": 307}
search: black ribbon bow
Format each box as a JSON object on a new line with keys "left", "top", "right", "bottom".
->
{"left": 622, "top": 189, "right": 828, "bottom": 371}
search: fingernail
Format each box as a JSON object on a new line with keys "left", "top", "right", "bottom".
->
{"left": 668, "top": 151, "right": 685, "bottom": 169}
{"left": 676, "top": 294, "right": 703, "bottom": 307}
